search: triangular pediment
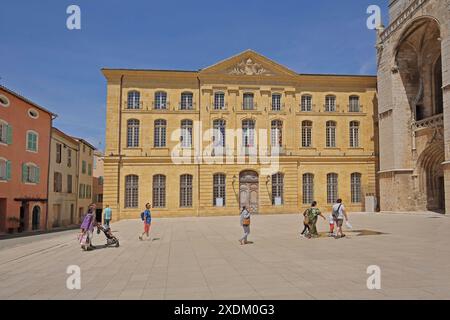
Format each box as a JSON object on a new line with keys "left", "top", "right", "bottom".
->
{"left": 200, "top": 50, "right": 298, "bottom": 77}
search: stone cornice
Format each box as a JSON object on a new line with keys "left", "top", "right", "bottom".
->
{"left": 380, "top": 0, "right": 429, "bottom": 43}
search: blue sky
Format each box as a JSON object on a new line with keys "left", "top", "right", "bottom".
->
{"left": 0, "top": 0, "right": 388, "bottom": 150}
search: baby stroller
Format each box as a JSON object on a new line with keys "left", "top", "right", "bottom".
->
{"left": 97, "top": 223, "right": 120, "bottom": 247}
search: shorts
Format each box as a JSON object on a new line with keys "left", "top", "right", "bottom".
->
{"left": 335, "top": 219, "right": 344, "bottom": 227}
{"left": 144, "top": 222, "right": 151, "bottom": 233}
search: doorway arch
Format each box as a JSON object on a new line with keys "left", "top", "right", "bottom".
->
{"left": 32, "top": 206, "right": 41, "bottom": 230}
{"left": 239, "top": 171, "right": 259, "bottom": 214}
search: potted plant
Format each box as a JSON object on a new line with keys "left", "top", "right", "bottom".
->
{"left": 7, "top": 217, "right": 20, "bottom": 234}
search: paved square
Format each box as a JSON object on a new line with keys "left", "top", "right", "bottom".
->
{"left": 0, "top": 212, "right": 449, "bottom": 300}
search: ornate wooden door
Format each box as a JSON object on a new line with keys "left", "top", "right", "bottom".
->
{"left": 239, "top": 171, "right": 259, "bottom": 214}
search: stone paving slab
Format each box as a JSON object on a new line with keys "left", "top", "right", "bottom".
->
{"left": 0, "top": 212, "right": 449, "bottom": 300}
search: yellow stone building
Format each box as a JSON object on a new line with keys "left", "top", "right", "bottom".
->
{"left": 102, "top": 50, "right": 378, "bottom": 220}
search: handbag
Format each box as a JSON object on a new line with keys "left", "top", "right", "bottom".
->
{"left": 243, "top": 218, "right": 250, "bottom": 226}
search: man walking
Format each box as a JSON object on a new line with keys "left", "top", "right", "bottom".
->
{"left": 332, "top": 199, "right": 348, "bottom": 239}
{"left": 103, "top": 204, "right": 112, "bottom": 227}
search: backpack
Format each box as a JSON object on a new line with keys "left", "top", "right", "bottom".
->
{"left": 332, "top": 204, "right": 342, "bottom": 220}
{"left": 140, "top": 211, "right": 145, "bottom": 221}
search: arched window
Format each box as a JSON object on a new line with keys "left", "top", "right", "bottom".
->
{"left": 214, "top": 92, "right": 225, "bottom": 110}
{"left": 154, "top": 91, "right": 167, "bottom": 110}
{"left": 349, "top": 121, "right": 360, "bottom": 148}
{"left": 125, "top": 175, "right": 139, "bottom": 208}
{"left": 272, "top": 93, "right": 282, "bottom": 111}
{"left": 302, "top": 173, "right": 314, "bottom": 204}
{"left": 243, "top": 93, "right": 254, "bottom": 110}
{"left": 127, "top": 119, "right": 140, "bottom": 148}
{"left": 349, "top": 95, "right": 360, "bottom": 112}
{"left": 272, "top": 173, "right": 284, "bottom": 205}
{"left": 154, "top": 119, "right": 167, "bottom": 148}
{"left": 181, "top": 120, "right": 193, "bottom": 148}
{"left": 213, "top": 174, "right": 226, "bottom": 206}
{"left": 180, "top": 174, "right": 193, "bottom": 207}
{"left": 127, "top": 91, "right": 141, "bottom": 109}
{"left": 327, "top": 173, "right": 338, "bottom": 204}
{"left": 351, "top": 173, "right": 362, "bottom": 203}
{"left": 0, "top": 119, "right": 12, "bottom": 145}
{"left": 213, "top": 119, "right": 226, "bottom": 148}
{"left": 434, "top": 56, "right": 443, "bottom": 115}
{"left": 26, "top": 130, "right": 39, "bottom": 152}
{"left": 326, "top": 121, "right": 336, "bottom": 148}
{"left": 301, "top": 120, "right": 312, "bottom": 147}
{"left": 180, "top": 92, "right": 193, "bottom": 110}
{"left": 271, "top": 120, "right": 283, "bottom": 147}
{"left": 301, "top": 95, "right": 313, "bottom": 112}
{"left": 242, "top": 119, "right": 255, "bottom": 148}
{"left": 325, "top": 95, "right": 336, "bottom": 112}
{"left": 153, "top": 175, "right": 166, "bottom": 208}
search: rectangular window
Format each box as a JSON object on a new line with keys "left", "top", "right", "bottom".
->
{"left": 88, "top": 164, "right": 92, "bottom": 176}
{"left": 214, "top": 93, "right": 225, "bottom": 110}
{"left": 301, "top": 95, "right": 312, "bottom": 111}
{"left": 27, "top": 132, "right": 38, "bottom": 152}
{"left": 67, "top": 149, "right": 72, "bottom": 167}
{"left": 0, "top": 122, "right": 12, "bottom": 144}
{"left": 325, "top": 96, "right": 336, "bottom": 112}
{"left": 302, "top": 174, "right": 314, "bottom": 204}
{"left": 213, "top": 174, "right": 226, "bottom": 206}
{"left": 0, "top": 159, "right": 11, "bottom": 181}
{"left": 125, "top": 175, "right": 139, "bottom": 208}
{"left": 351, "top": 173, "right": 362, "bottom": 203}
{"left": 243, "top": 93, "right": 254, "bottom": 110}
{"left": 56, "top": 143, "right": 62, "bottom": 164}
{"left": 153, "top": 175, "right": 166, "bottom": 208}
{"left": 327, "top": 174, "right": 338, "bottom": 204}
{"left": 302, "top": 122, "right": 312, "bottom": 147}
{"left": 272, "top": 94, "right": 282, "bottom": 111}
{"left": 23, "top": 164, "right": 40, "bottom": 184}
{"left": 54, "top": 172, "right": 62, "bottom": 193}
{"left": 67, "top": 174, "right": 73, "bottom": 193}
{"left": 180, "top": 175, "right": 193, "bottom": 207}
{"left": 349, "top": 96, "right": 360, "bottom": 112}
{"left": 82, "top": 160, "right": 86, "bottom": 174}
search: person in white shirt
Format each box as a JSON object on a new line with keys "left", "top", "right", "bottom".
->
{"left": 332, "top": 199, "right": 348, "bottom": 239}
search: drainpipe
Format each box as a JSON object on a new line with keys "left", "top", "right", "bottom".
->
{"left": 117, "top": 75, "right": 124, "bottom": 217}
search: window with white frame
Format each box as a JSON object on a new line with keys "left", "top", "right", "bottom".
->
{"left": 271, "top": 120, "right": 283, "bottom": 147}
{"left": 127, "top": 91, "right": 141, "bottom": 109}
{"left": 243, "top": 93, "right": 254, "bottom": 110}
{"left": 272, "top": 94, "right": 282, "bottom": 111}
{"left": 302, "top": 173, "right": 314, "bottom": 204}
{"left": 26, "top": 131, "right": 38, "bottom": 152}
{"left": 180, "top": 174, "right": 193, "bottom": 207}
{"left": 326, "top": 121, "right": 336, "bottom": 148}
{"left": 349, "top": 96, "right": 360, "bottom": 112}
{"left": 349, "top": 121, "right": 360, "bottom": 148}
{"left": 125, "top": 175, "right": 139, "bottom": 208}
{"left": 180, "top": 92, "right": 193, "bottom": 110}
{"left": 127, "top": 119, "right": 140, "bottom": 148}
{"left": 301, "top": 121, "right": 312, "bottom": 147}
{"left": 153, "top": 174, "right": 166, "bottom": 208}
{"left": 301, "top": 95, "right": 312, "bottom": 111}
{"left": 214, "top": 92, "right": 225, "bottom": 110}
{"left": 0, "top": 95, "right": 10, "bottom": 107}
{"left": 22, "top": 163, "right": 40, "bottom": 184}
{"left": 0, "top": 120, "right": 12, "bottom": 144}
{"left": 242, "top": 119, "right": 255, "bottom": 148}
{"left": 181, "top": 120, "right": 193, "bottom": 148}
{"left": 154, "top": 119, "right": 167, "bottom": 148}
{"left": 154, "top": 91, "right": 167, "bottom": 109}
{"left": 325, "top": 95, "right": 336, "bottom": 112}
{"left": 67, "top": 149, "right": 72, "bottom": 167}
{"left": 351, "top": 173, "right": 362, "bottom": 203}
{"left": 213, "top": 174, "right": 226, "bottom": 206}
{"left": 272, "top": 173, "right": 284, "bottom": 205}
{"left": 0, "top": 158, "right": 11, "bottom": 181}
{"left": 56, "top": 143, "right": 62, "bottom": 164}
{"left": 327, "top": 173, "right": 338, "bottom": 204}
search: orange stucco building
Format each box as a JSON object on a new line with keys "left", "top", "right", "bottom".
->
{"left": 0, "top": 85, "right": 55, "bottom": 233}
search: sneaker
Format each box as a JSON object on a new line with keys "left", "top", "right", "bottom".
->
{"left": 139, "top": 236, "right": 142, "bottom": 241}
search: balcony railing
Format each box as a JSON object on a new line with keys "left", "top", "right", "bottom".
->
{"left": 300, "top": 104, "right": 315, "bottom": 112}
{"left": 242, "top": 102, "right": 258, "bottom": 111}
{"left": 178, "top": 102, "right": 196, "bottom": 110}
{"left": 212, "top": 102, "right": 228, "bottom": 111}
{"left": 323, "top": 104, "right": 339, "bottom": 112}
{"left": 124, "top": 101, "right": 143, "bottom": 110}
{"left": 348, "top": 104, "right": 363, "bottom": 113}
{"left": 412, "top": 113, "right": 443, "bottom": 131}
{"left": 270, "top": 103, "right": 285, "bottom": 112}
{"left": 152, "top": 101, "right": 170, "bottom": 110}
